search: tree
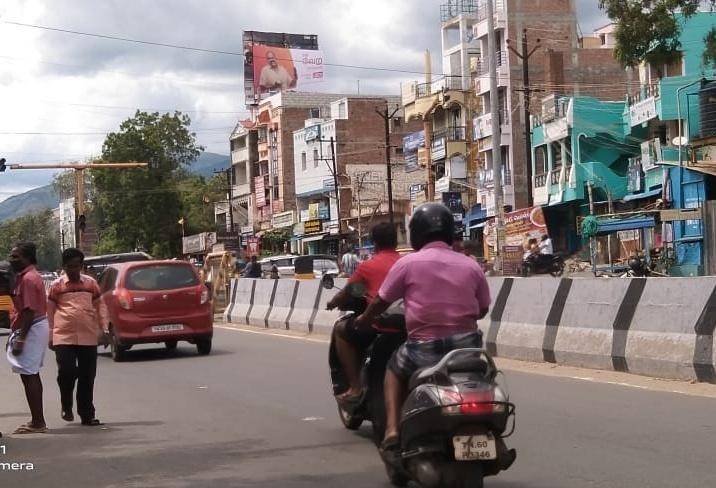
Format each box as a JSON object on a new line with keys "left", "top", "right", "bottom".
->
{"left": 92, "top": 111, "right": 203, "bottom": 258}
{"left": 599, "top": 0, "right": 716, "bottom": 68}
{"left": 0, "top": 210, "right": 61, "bottom": 270}
{"left": 52, "top": 168, "right": 94, "bottom": 202}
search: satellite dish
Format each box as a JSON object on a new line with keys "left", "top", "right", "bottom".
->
{"left": 672, "top": 136, "right": 688, "bottom": 146}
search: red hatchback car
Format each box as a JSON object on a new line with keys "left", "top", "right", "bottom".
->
{"left": 99, "top": 260, "right": 213, "bottom": 361}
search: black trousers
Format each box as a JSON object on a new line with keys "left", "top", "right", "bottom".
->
{"left": 54, "top": 345, "right": 97, "bottom": 421}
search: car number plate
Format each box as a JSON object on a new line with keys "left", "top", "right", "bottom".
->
{"left": 453, "top": 434, "right": 497, "bottom": 461}
{"left": 152, "top": 324, "right": 184, "bottom": 332}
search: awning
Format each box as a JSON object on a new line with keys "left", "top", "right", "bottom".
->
{"left": 296, "top": 188, "right": 330, "bottom": 198}
{"left": 622, "top": 187, "right": 663, "bottom": 202}
{"left": 596, "top": 216, "right": 655, "bottom": 235}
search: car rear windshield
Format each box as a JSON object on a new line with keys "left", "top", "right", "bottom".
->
{"left": 126, "top": 265, "right": 199, "bottom": 291}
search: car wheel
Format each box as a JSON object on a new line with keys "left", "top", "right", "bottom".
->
{"left": 196, "top": 338, "right": 212, "bottom": 355}
{"left": 165, "top": 340, "right": 178, "bottom": 351}
{"left": 110, "top": 329, "right": 127, "bottom": 362}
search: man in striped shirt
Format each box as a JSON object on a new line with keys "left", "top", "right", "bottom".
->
{"left": 47, "top": 248, "right": 108, "bottom": 426}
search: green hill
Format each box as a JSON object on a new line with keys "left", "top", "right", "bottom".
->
{"left": 0, "top": 152, "right": 230, "bottom": 223}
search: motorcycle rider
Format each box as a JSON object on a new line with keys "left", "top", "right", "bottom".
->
{"left": 354, "top": 203, "right": 491, "bottom": 465}
{"left": 327, "top": 222, "right": 400, "bottom": 405}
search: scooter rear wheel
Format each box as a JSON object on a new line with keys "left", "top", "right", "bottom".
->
{"left": 337, "top": 402, "right": 363, "bottom": 430}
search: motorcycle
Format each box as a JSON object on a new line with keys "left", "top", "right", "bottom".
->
{"left": 323, "top": 276, "right": 517, "bottom": 487}
{"left": 521, "top": 253, "right": 565, "bottom": 277}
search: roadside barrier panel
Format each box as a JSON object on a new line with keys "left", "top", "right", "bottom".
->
{"left": 554, "top": 277, "right": 632, "bottom": 371}
{"left": 311, "top": 278, "right": 346, "bottom": 335}
{"left": 491, "top": 277, "right": 564, "bottom": 363}
{"left": 290, "top": 280, "right": 322, "bottom": 333}
{"left": 247, "top": 279, "right": 278, "bottom": 328}
{"left": 625, "top": 277, "right": 716, "bottom": 382}
{"left": 267, "top": 280, "right": 300, "bottom": 330}
{"left": 224, "top": 278, "right": 255, "bottom": 325}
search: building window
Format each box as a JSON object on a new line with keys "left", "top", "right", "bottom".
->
{"left": 313, "top": 148, "right": 319, "bottom": 168}
{"left": 301, "top": 152, "right": 307, "bottom": 171}
{"left": 338, "top": 102, "right": 347, "bottom": 119}
{"left": 309, "top": 107, "right": 320, "bottom": 118}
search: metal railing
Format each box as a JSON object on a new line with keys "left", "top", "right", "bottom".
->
{"left": 434, "top": 126, "right": 467, "bottom": 142}
{"left": 475, "top": 51, "right": 507, "bottom": 76}
{"left": 627, "top": 83, "right": 660, "bottom": 106}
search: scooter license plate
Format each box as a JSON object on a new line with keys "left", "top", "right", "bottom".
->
{"left": 452, "top": 434, "right": 497, "bottom": 461}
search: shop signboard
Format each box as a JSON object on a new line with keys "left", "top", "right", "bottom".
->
{"left": 241, "top": 225, "right": 254, "bottom": 236}
{"left": 435, "top": 176, "right": 450, "bottom": 193}
{"left": 502, "top": 245, "right": 523, "bottom": 276}
{"left": 182, "top": 234, "right": 205, "bottom": 255}
{"left": 484, "top": 206, "right": 547, "bottom": 252}
{"left": 402, "top": 130, "right": 425, "bottom": 175}
{"left": 271, "top": 210, "right": 295, "bottom": 228}
{"left": 409, "top": 183, "right": 425, "bottom": 201}
{"left": 246, "top": 237, "right": 260, "bottom": 257}
{"left": 431, "top": 136, "right": 446, "bottom": 161}
{"left": 442, "top": 191, "right": 464, "bottom": 218}
{"left": 629, "top": 97, "right": 657, "bottom": 127}
{"left": 417, "top": 147, "right": 429, "bottom": 168}
{"left": 323, "top": 220, "right": 339, "bottom": 234}
{"left": 303, "top": 219, "right": 322, "bottom": 234}
{"left": 318, "top": 202, "right": 330, "bottom": 220}
{"left": 308, "top": 202, "right": 320, "bottom": 220}
{"left": 300, "top": 209, "right": 310, "bottom": 222}
{"left": 304, "top": 124, "right": 321, "bottom": 142}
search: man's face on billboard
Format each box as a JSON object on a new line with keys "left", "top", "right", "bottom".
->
{"left": 266, "top": 52, "right": 278, "bottom": 68}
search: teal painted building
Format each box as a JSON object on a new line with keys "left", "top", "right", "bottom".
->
{"left": 530, "top": 12, "right": 716, "bottom": 272}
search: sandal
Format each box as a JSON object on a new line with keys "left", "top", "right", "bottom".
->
{"left": 379, "top": 435, "right": 402, "bottom": 469}
{"left": 13, "top": 424, "right": 48, "bottom": 435}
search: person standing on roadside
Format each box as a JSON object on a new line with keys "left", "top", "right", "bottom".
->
{"left": 47, "top": 248, "right": 108, "bottom": 426}
{"left": 341, "top": 248, "right": 359, "bottom": 277}
{"left": 6, "top": 242, "right": 49, "bottom": 434}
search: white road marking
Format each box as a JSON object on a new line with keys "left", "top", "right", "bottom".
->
{"left": 215, "top": 324, "right": 716, "bottom": 399}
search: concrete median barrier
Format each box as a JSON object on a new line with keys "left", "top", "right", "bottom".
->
{"left": 221, "top": 275, "right": 716, "bottom": 384}
{"left": 247, "top": 279, "right": 278, "bottom": 328}
{"left": 267, "top": 280, "right": 299, "bottom": 330}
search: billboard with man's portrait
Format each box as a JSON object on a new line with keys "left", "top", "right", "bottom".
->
{"left": 252, "top": 44, "right": 325, "bottom": 97}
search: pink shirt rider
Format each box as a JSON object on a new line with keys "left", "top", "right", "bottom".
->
{"left": 378, "top": 241, "right": 491, "bottom": 342}
{"left": 11, "top": 265, "right": 47, "bottom": 330}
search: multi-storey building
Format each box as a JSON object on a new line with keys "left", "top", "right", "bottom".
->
{"left": 291, "top": 96, "right": 422, "bottom": 254}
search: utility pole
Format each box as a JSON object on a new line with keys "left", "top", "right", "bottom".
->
{"left": 507, "top": 29, "right": 541, "bottom": 208}
{"left": 8, "top": 161, "right": 148, "bottom": 250}
{"left": 376, "top": 104, "right": 401, "bottom": 225}
{"left": 316, "top": 137, "right": 341, "bottom": 232}
{"left": 215, "top": 167, "right": 235, "bottom": 234}
{"left": 487, "top": 0, "right": 505, "bottom": 272}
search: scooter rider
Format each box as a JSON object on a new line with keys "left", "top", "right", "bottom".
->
{"left": 353, "top": 203, "right": 491, "bottom": 465}
{"left": 327, "top": 223, "right": 401, "bottom": 405}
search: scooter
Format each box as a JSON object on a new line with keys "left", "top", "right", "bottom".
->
{"left": 521, "top": 253, "right": 565, "bottom": 277}
{"left": 323, "top": 277, "right": 517, "bottom": 487}
{"left": 324, "top": 277, "right": 406, "bottom": 440}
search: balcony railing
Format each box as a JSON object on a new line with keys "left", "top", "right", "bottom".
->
{"left": 434, "top": 126, "right": 467, "bottom": 142}
{"left": 626, "top": 83, "right": 660, "bottom": 106}
{"left": 403, "top": 75, "right": 468, "bottom": 105}
{"left": 475, "top": 51, "right": 507, "bottom": 76}
{"left": 550, "top": 167, "right": 562, "bottom": 186}
{"left": 534, "top": 173, "right": 547, "bottom": 188}
{"left": 440, "top": 0, "right": 479, "bottom": 22}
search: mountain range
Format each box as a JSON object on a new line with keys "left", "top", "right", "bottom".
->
{"left": 0, "top": 152, "right": 230, "bottom": 223}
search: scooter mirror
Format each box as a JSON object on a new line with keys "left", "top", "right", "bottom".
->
{"left": 321, "top": 274, "right": 335, "bottom": 290}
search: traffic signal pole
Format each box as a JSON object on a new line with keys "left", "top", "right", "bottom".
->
{"left": 7, "top": 161, "right": 147, "bottom": 250}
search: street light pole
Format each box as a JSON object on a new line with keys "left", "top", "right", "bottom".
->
{"left": 376, "top": 104, "right": 401, "bottom": 225}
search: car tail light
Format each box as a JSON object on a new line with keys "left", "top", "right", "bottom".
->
{"left": 200, "top": 286, "right": 209, "bottom": 305}
{"left": 115, "top": 289, "right": 132, "bottom": 310}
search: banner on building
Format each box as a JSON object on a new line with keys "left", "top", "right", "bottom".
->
{"left": 246, "top": 237, "right": 260, "bottom": 257}
{"left": 629, "top": 97, "right": 657, "bottom": 127}
{"left": 252, "top": 44, "right": 324, "bottom": 97}
{"left": 431, "top": 136, "right": 446, "bottom": 160}
{"left": 403, "top": 130, "right": 425, "bottom": 173}
{"left": 255, "top": 176, "right": 266, "bottom": 208}
{"left": 304, "top": 124, "right": 321, "bottom": 142}
{"left": 484, "top": 206, "right": 548, "bottom": 253}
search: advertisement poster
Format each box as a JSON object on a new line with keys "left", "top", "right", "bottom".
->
{"left": 403, "top": 131, "right": 425, "bottom": 173}
{"left": 246, "top": 237, "right": 260, "bottom": 257}
{"left": 502, "top": 245, "right": 524, "bottom": 276}
{"left": 484, "top": 206, "right": 548, "bottom": 254}
{"left": 252, "top": 44, "right": 324, "bottom": 96}
{"left": 255, "top": 176, "right": 266, "bottom": 208}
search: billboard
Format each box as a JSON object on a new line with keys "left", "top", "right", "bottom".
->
{"left": 255, "top": 176, "right": 266, "bottom": 208}
{"left": 403, "top": 130, "right": 425, "bottom": 173}
{"left": 484, "top": 206, "right": 547, "bottom": 253}
{"left": 252, "top": 45, "right": 324, "bottom": 97}
{"left": 243, "top": 31, "right": 319, "bottom": 105}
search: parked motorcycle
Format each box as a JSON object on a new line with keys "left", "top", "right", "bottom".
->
{"left": 323, "top": 277, "right": 517, "bottom": 487}
{"left": 521, "top": 253, "right": 565, "bottom": 277}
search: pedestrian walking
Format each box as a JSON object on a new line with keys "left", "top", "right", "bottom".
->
{"left": 341, "top": 248, "right": 359, "bottom": 277}
{"left": 6, "top": 242, "right": 49, "bottom": 434}
{"left": 47, "top": 248, "right": 108, "bottom": 426}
